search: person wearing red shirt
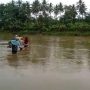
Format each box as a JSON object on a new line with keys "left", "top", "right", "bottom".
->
{"left": 24, "top": 36, "right": 29, "bottom": 47}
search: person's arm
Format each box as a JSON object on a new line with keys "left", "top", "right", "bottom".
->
{"left": 8, "top": 41, "right": 12, "bottom": 48}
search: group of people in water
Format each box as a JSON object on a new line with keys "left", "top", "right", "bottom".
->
{"left": 8, "top": 35, "right": 29, "bottom": 54}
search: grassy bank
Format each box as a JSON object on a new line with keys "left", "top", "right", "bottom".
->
{"left": 1, "top": 22, "right": 90, "bottom": 36}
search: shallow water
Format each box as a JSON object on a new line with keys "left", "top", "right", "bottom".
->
{"left": 0, "top": 35, "right": 90, "bottom": 90}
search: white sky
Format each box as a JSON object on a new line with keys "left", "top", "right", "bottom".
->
{"left": 0, "top": 0, "right": 90, "bottom": 10}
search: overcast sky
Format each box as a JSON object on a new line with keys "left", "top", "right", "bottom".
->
{"left": 0, "top": 0, "right": 90, "bottom": 10}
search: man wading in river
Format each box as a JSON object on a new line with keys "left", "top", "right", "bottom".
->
{"left": 9, "top": 38, "right": 20, "bottom": 54}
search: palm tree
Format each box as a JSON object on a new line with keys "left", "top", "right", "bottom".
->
{"left": 77, "top": 0, "right": 87, "bottom": 19}
{"left": 41, "top": 0, "right": 49, "bottom": 18}
{"left": 31, "top": 0, "right": 41, "bottom": 19}
{"left": 72, "top": 5, "right": 77, "bottom": 21}
{"left": 48, "top": 3, "right": 53, "bottom": 17}
{"left": 22, "top": 1, "right": 31, "bottom": 20}
{"left": 54, "top": 5, "right": 59, "bottom": 19}
{"left": 17, "top": 0, "right": 22, "bottom": 8}
{"left": 64, "top": 5, "right": 77, "bottom": 22}
{"left": 58, "top": 2, "right": 63, "bottom": 19}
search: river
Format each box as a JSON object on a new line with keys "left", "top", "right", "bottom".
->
{"left": 0, "top": 35, "right": 90, "bottom": 90}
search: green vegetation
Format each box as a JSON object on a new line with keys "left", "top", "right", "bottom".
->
{"left": 0, "top": 0, "right": 90, "bottom": 35}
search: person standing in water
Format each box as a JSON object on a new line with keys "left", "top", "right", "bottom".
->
{"left": 23, "top": 36, "right": 29, "bottom": 47}
{"left": 19, "top": 37, "right": 24, "bottom": 50}
{"left": 9, "top": 38, "right": 20, "bottom": 54}
{"left": 14, "top": 35, "right": 24, "bottom": 51}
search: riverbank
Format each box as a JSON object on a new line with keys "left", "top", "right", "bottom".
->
{"left": 1, "top": 31, "right": 90, "bottom": 37}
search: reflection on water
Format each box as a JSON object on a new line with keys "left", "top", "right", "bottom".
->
{"left": 7, "top": 47, "right": 31, "bottom": 68}
{"left": 0, "top": 36, "right": 90, "bottom": 90}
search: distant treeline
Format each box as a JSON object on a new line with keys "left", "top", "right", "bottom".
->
{"left": 0, "top": 0, "right": 90, "bottom": 35}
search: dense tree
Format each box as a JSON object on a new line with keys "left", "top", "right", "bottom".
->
{"left": 48, "top": 3, "right": 53, "bottom": 17}
{"left": 41, "top": 0, "right": 49, "bottom": 18}
{"left": 32, "top": 0, "right": 40, "bottom": 19}
{"left": 64, "top": 5, "right": 77, "bottom": 22}
{"left": 0, "top": 0, "right": 89, "bottom": 34}
{"left": 54, "top": 5, "right": 59, "bottom": 19}
{"left": 77, "top": 0, "right": 87, "bottom": 19}
{"left": 85, "top": 12, "right": 90, "bottom": 22}
{"left": 58, "top": 2, "right": 63, "bottom": 19}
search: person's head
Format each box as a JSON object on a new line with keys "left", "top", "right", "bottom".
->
{"left": 15, "top": 35, "right": 18, "bottom": 37}
{"left": 15, "top": 34, "right": 19, "bottom": 37}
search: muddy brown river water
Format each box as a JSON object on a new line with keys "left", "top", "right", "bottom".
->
{"left": 0, "top": 35, "right": 90, "bottom": 90}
